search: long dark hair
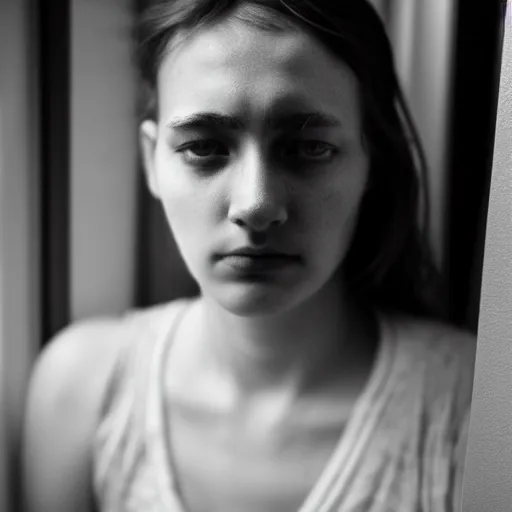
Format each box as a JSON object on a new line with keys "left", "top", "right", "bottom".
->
{"left": 134, "top": 0, "right": 449, "bottom": 321}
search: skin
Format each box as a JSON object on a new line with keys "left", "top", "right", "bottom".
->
{"left": 139, "top": 12, "right": 379, "bottom": 512}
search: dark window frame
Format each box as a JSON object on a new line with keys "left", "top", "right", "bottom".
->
{"left": 39, "top": 0, "right": 70, "bottom": 344}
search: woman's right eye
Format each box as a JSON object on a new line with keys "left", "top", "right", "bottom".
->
{"left": 176, "top": 139, "right": 229, "bottom": 165}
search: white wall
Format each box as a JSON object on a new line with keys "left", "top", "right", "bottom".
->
{"left": 461, "top": 4, "right": 512, "bottom": 509}
{"left": 70, "top": 0, "right": 138, "bottom": 321}
{"left": 0, "top": 1, "right": 41, "bottom": 509}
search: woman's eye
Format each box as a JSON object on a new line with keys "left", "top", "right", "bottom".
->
{"left": 281, "top": 140, "right": 337, "bottom": 160}
{"left": 175, "top": 139, "right": 337, "bottom": 170}
{"left": 176, "top": 140, "right": 229, "bottom": 164}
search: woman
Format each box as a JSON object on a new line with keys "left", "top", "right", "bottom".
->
{"left": 22, "top": 1, "right": 476, "bottom": 511}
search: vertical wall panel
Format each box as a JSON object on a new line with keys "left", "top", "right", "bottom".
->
{"left": 40, "top": 0, "right": 70, "bottom": 343}
{"left": 0, "top": 1, "right": 41, "bottom": 509}
{"left": 0, "top": 98, "right": 7, "bottom": 512}
{"left": 70, "top": 0, "right": 138, "bottom": 321}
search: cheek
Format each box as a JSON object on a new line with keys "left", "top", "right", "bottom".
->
{"left": 160, "top": 189, "right": 215, "bottom": 241}
{"left": 299, "top": 170, "right": 369, "bottom": 242}
{"left": 153, "top": 154, "right": 222, "bottom": 245}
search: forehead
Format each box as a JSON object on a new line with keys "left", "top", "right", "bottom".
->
{"left": 157, "top": 16, "right": 361, "bottom": 127}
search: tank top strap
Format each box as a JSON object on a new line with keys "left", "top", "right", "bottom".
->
{"left": 92, "top": 299, "right": 192, "bottom": 510}
{"left": 143, "top": 300, "right": 193, "bottom": 510}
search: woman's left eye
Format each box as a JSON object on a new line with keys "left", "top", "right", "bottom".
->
{"left": 281, "top": 140, "right": 337, "bottom": 160}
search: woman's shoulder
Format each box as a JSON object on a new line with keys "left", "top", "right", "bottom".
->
{"left": 383, "top": 312, "right": 476, "bottom": 369}
{"left": 27, "top": 299, "right": 190, "bottom": 428}
{"left": 22, "top": 299, "right": 189, "bottom": 511}
{"left": 381, "top": 312, "right": 476, "bottom": 417}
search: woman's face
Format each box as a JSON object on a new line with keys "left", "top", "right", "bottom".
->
{"left": 140, "top": 14, "right": 370, "bottom": 317}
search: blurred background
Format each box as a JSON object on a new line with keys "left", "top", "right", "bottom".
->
{"left": 0, "top": 0, "right": 507, "bottom": 509}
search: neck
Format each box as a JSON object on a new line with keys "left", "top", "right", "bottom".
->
{"left": 193, "top": 278, "right": 372, "bottom": 398}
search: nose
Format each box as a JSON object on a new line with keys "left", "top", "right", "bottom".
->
{"left": 227, "top": 150, "right": 288, "bottom": 232}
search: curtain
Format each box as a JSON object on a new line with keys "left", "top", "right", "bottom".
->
{"left": 371, "top": 0, "right": 458, "bottom": 275}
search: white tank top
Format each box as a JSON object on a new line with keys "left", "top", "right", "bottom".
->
{"left": 92, "top": 298, "right": 475, "bottom": 512}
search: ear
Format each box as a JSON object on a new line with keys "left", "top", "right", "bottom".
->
{"left": 139, "top": 119, "right": 160, "bottom": 199}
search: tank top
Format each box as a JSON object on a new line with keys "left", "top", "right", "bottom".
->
{"left": 92, "top": 298, "right": 475, "bottom": 512}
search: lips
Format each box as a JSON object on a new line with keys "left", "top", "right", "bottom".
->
{"left": 222, "top": 247, "right": 296, "bottom": 257}
{"left": 216, "top": 248, "right": 300, "bottom": 273}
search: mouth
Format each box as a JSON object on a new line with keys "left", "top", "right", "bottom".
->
{"left": 215, "top": 248, "right": 301, "bottom": 273}
{"left": 222, "top": 246, "right": 297, "bottom": 257}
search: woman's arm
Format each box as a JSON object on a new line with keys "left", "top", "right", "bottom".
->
{"left": 21, "top": 319, "right": 125, "bottom": 512}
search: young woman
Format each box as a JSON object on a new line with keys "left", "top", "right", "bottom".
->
{"left": 22, "top": 1, "right": 476, "bottom": 511}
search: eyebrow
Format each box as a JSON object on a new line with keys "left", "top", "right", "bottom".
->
{"left": 166, "top": 111, "right": 342, "bottom": 131}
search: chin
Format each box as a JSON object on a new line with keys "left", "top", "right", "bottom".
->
{"left": 208, "top": 280, "right": 317, "bottom": 318}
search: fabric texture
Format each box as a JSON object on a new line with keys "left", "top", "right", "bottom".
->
{"left": 92, "top": 298, "right": 475, "bottom": 512}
